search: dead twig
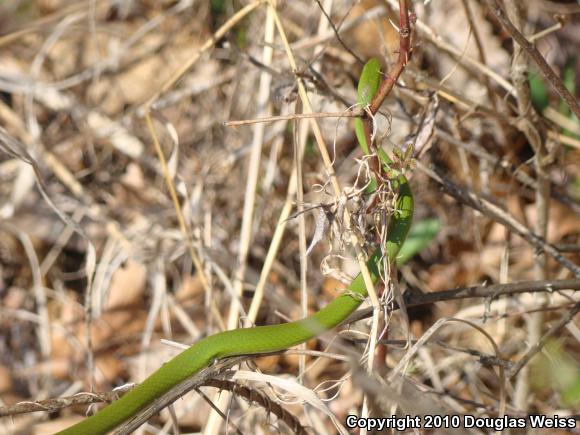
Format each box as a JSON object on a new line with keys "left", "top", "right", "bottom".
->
{"left": 419, "top": 162, "right": 580, "bottom": 277}
{"left": 202, "top": 379, "right": 308, "bottom": 435}
{"left": 0, "top": 388, "right": 131, "bottom": 418}
{"left": 313, "top": 0, "right": 364, "bottom": 64}
{"left": 0, "top": 377, "right": 308, "bottom": 435}
{"left": 434, "top": 129, "right": 580, "bottom": 215}
{"left": 368, "top": 0, "right": 413, "bottom": 115}
{"left": 405, "top": 279, "right": 580, "bottom": 307}
{"left": 483, "top": 0, "right": 580, "bottom": 119}
{"left": 509, "top": 302, "right": 580, "bottom": 378}
{"left": 502, "top": 0, "right": 549, "bottom": 410}
{"left": 347, "top": 279, "right": 580, "bottom": 324}
{"left": 224, "top": 109, "right": 361, "bottom": 127}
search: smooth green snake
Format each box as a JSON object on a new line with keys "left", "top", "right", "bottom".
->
{"left": 57, "top": 58, "right": 414, "bottom": 435}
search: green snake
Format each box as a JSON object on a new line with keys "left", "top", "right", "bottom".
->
{"left": 57, "top": 59, "right": 414, "bottom": 435}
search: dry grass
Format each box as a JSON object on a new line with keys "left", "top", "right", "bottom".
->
{"left": 0, "top": 0, "right": 579, "bottom": 434}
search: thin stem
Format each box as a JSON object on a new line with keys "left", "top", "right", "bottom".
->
{"left": 368, "top": 0, "right": 412, "bottom": 116}
{"left": 483, "top": 0, "right": 580, "bottom": 118}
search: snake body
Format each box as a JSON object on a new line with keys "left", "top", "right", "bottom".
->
{"left": 57, "top": 59, "right": 413, "bottom": 435}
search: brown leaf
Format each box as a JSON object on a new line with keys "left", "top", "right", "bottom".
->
{"left": 106, "top": 260, "right": 147, "bottom": 310}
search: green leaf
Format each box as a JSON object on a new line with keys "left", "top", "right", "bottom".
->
{"left": 562, "top": 376, "right": 580, "bottom": 407}
{"left": 211, "top": 0, "right": 227, "bottom": 14}
{"left": 397, "top": 218, "right": 441, "bottom": 265}
{"left": 559, "top": 59, "right": 579, "bottom": 140}
{"left": 529, "top": 73, "right": 550, "bottom": 113}
{"left": 531, "top": 340, "right": 580, "bottom": 407}
{"left": 559, "top": 59, "right": 576, "bottom": 117}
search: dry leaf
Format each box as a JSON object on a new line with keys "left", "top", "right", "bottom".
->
{"left": 106, "top": 260, "right": 147, "bottom": 310}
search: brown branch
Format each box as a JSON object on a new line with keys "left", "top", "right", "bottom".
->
{"left": 434, "top": 129, "right": 580, "bottom": 215}
{"left": 193, "top": 386, "right": 244, "bottom": 435}
{"left": 503, "top": 0, "right": 549, "bottom": 410}
{"left": 404, "top": 279, "right": 580, "bottom": 306}
{"left": 313, "top": 0, "right": 363, "bottom": 64}
{"left": 369, "top": 0, "right": 413, "bottom": 115}
{"left": 202, "top": 379, "right": 308, "bottom": 435}
{"left": 483, "top": 0, "right": 580, "bottom": 119}
{"left": 0, "top": 388, "right": 131, "bottom": 418}
{"left": 346, "top": 279, "right": 580, "bottom": 325}
{"left": 420, "top": 162, "right": 580, "bottom": 277}
{"left": 509, "top": 301, "right": 580, "bottom": 378}
{"left": 1, "top": 376, "right": 308, "bottom": 435}
{"left": 459, "top": 0, "right": 499, "bottom": 110}
{"left": 8, "top": 278, "right": 578, "bottom": 424}
{"left": 224, "top": 109, "right": 362, "bottom": 127}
